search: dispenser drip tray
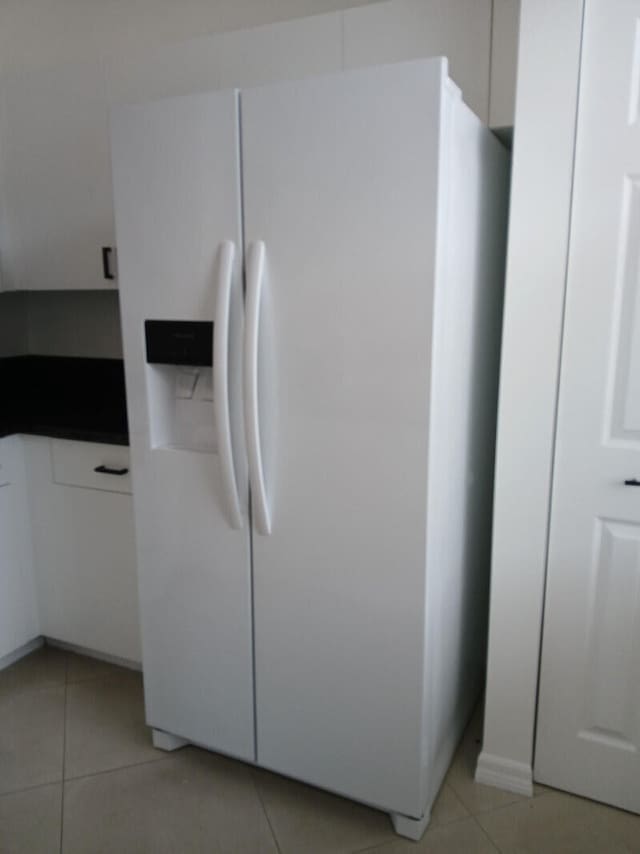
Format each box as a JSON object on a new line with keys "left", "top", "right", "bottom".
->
{"left": 146, "top": 364, "right": 215, "bottom": 453}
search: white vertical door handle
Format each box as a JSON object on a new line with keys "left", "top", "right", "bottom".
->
{"left": 214, "top": 240, "right": 243, "bottom": 529}
{"left": 244, "top": 241, "right": 271, "bottom": 535}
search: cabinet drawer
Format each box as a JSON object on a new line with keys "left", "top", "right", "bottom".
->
{"left": 51, "top": 439, "right": 131, "bottom": 494}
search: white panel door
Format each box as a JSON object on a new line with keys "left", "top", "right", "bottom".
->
{"left": 536, "top": 0, "right": 640, "bottom": 812}
{"left": 111, "top": 91, "right": 254, "bottom": 760}
{"left": 242, "top": 60, "right": 444, "bottom": 816}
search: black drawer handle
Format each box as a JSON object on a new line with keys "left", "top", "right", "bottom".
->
{"left": 102, "top": 246, "right": 116, "bottom": 280}
{"left": 94, "top": 465, "right": 129, "bottom": 476}
{"left": 624, "top": 478, "right": 640, "bottom": 486}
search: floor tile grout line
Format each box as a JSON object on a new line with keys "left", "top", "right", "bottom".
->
{"left": 65, "top": 672, "right": 141, "bottom": 690}
{"left": 63, "top": 752, "right": 178, "bottom": 786}
{"left": 430, "top": 812, "right": 475, "bottom": 830}
{"left": 349, "top": 842, "right": 390, "bottom": 854}
{"left": 470, "top": 811, "right": 504, "bottom": 853}
{"left": 441, "top": 781, "right": 472, "bottom": 820}
{"left": 463, "top": 787, "right": 555, "bottom": 820}
{"left": 0, "top": 779, "right": 64, "bottom": 800}
{"left": 349, "top": 812, "right": 476, "bottom": 854}
{"left": 251, "top": 774, "right": 283, "bottom": 854}
{"left": 351, "top": 834, "right": 409, "bottom": 854}
{"left": 445, "top": 775, "right": 532, "bottom": 818}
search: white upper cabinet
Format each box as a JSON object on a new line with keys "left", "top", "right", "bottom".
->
{"left": 0, "top": 61, "right": 116, "bottom": 291}
{"left": 490, "top": 0, "right": 521, "bottom": 128}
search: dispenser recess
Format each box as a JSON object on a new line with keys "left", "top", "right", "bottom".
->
{"left": 144, "top": 320, "right": 216, "bottom": 453}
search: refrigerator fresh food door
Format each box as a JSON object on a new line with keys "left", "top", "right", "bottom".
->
{"left": 111, "top": 90, "right": 255, "bottom": 760}
{"left": 241, "top": 60, "right": 445, "bottom": 815}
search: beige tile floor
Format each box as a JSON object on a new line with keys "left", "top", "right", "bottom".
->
{"left": 1, "top": 645, "right": 639, "bottom": 853}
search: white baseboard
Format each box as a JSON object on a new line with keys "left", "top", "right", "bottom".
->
{"left": 44, "top": 637, "right": 142, "bottom": 672}
{"left": 475, "top": 751, "right": 534, "bottom": 796}
{"left": 0, "top": 635, "right": 142, "bottom": 674}
{"left": 0, "top": 636, "right": 44, "bottom": 671}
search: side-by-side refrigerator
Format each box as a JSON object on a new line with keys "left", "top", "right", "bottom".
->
{"left": 111, "top": 58, "right": 508, "bottom": 839}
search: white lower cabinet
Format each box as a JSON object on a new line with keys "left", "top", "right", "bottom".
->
{"left": 0, "top": 436, "right": 39, "bottom": 660}
{"left": 24, "top": 437, "right": 141, "bottom": 664}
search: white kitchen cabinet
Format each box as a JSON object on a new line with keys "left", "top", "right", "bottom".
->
{"left": 25, "top": 437, "right": 141, "bottom": 663}
{"left": 490, "top": 0, "right": 521, "bottom": 128}
{"left": 0, "top": 436, "right": 39, "bottom": 661}
{"left": 0, "top": 61, "right": 116, "bottom": 291}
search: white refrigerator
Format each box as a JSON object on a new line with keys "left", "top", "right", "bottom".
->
{"left": 111, "top": 58, "right": 508, "bottom": 839}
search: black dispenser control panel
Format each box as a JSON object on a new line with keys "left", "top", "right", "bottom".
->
{"left": 144, "top": 320, "right": 213, "bottom": 367}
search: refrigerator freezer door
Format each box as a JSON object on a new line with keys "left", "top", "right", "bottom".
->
{"left": 241, "top": 60, "right": 446, "bottom": 815}
{"left": 111, "top": 90, "right": 254, "bottom": 760}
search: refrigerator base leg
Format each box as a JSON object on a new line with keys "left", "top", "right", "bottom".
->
{"left": 390, "top": 810, "right": 430, "bottom": 841}
{"left": 152, "top": 728, "right": 188, "bottom": 752}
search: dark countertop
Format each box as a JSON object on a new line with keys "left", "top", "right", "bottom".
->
{"left": 0, "top": 356, "right": 129, "bottom": 446}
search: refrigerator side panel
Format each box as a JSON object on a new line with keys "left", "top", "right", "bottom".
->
{"left": 242, "top": 60, "right": 445, "bottom": 817}
{"left": 422, "top": 94, "right": 510, "bottom": 804}
{"left": 110, "top": 90, "right": 255, "bottom": 760}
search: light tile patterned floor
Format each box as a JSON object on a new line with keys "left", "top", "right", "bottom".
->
{"left": 1, "top": 645, "right": 639, "bottom": 853}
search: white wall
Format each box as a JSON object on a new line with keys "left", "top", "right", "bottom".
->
{"left": 0, "top": 292, "right": 122, "bottom": 359}
{"left": 0, "top": 0, "right": 379, "bottom": 75}
{"left": 341, "top": 0, "right": 492, "bottom": 125}
{"left": 489, "top": 0, "right": 520, "bottom": 128}
{"left": 26, "top": 292, "right": 122, "bottom": 359}
{"left": 0, "top": 292, "right": 28, "bottom": 356}
{"left": 104, "top": 0, "right": 494, "bottom": 119}
{"left": 475, "top": 0, "right": 584, "bottom": 794}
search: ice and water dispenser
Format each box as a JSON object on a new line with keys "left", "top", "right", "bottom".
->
{"left": 144, "top": 320, "right": 216, "bottom": 453}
